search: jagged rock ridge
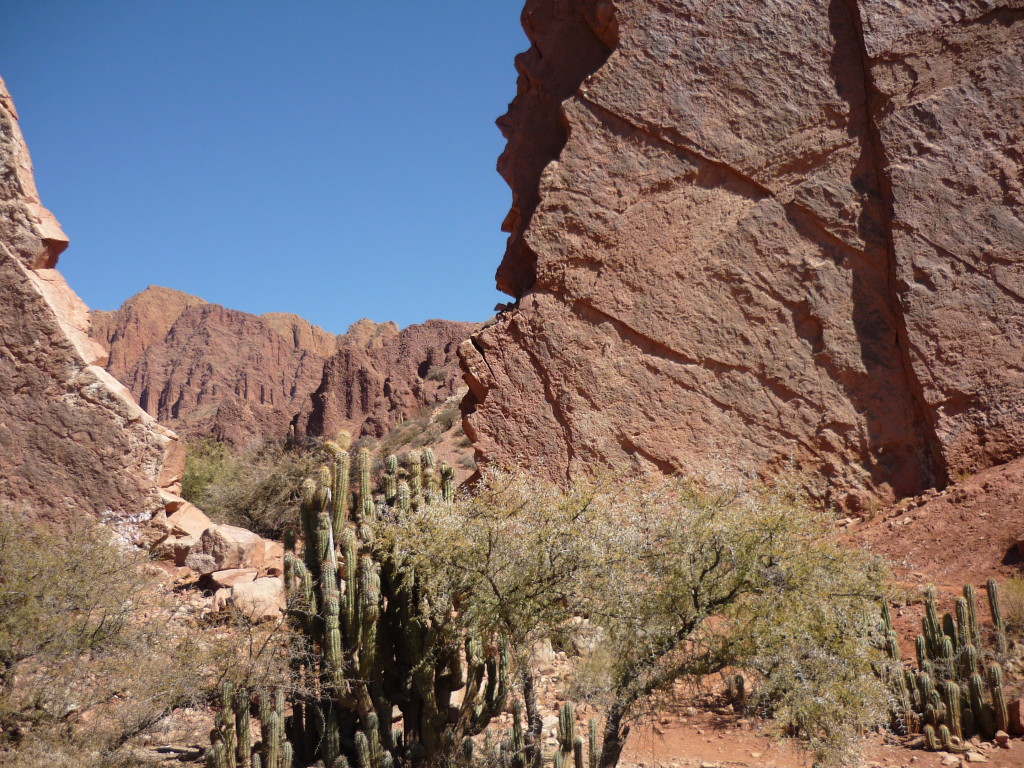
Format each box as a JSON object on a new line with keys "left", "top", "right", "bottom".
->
{"left": 0, "top": 77, "right": 183, "bottom": 521}
{"left": 461, "top": 0, "right": 1024, "bottom": 511}
{"left": 92, "top": 288, "right": 476, "bottom": 446}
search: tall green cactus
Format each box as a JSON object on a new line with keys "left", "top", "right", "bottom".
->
{"left": 964, "top": 584, "right": 983, "bottom": 649}
{"left": 881, "top": 581, "right": 1016, "bottom": 751}
{"left": 987, "top": 579, "right": 1008, "bottom": 656}
{"left": 970, "top": 672, "right": 995, "bottom": 738}
{"left": 440, "top": 464, "right": 456, "bottom": 503}
{"left": 220, "top": 449, "right": 508, "bottom": 768}
{"left": 942, "top": 681, "right": 963, "bottom": 739}
{"left": 923, "top": 588, "right": 943, "bottom": 658}
{"left": 988, "top": 662, "right": 1009, "bottom": 734}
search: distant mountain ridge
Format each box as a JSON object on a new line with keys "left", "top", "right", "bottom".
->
{"left": 91, "top": 286, "right": 477, "bottom": 447}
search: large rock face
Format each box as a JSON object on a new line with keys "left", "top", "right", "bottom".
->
{"left": 93, "top": 289, "right": 475, "bottom": 446}
{"left": 301, "top": 318, "right": 476, "bottom": 440}
{"left": 0, "top": 77, "right": 182, "bottom": 520}
{"left": 93, "top": 288, "right": 333, "bottom": 445}
{"left": 461, "top": 0, "right": 1024, "bottom": 510}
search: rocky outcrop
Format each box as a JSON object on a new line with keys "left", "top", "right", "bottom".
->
{"left": 462, "top": 0, "right": 1024, "bottom": 510}
{"left": 0, "top": 76, "right": 183, "bottom": 520}
{"left": 93, "top": 289, "right": 476, "bottom": 446}
{"left": 302, "top": 318, "right": 476, "bottom": 439}
{"left": 93, "top": 291, "right": 332, "bottom": 445}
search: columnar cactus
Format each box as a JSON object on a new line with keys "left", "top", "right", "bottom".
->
{"left": 954, "top": 598, "right": 970, "bottom": 651}
{"left": 923, "top": 588, "right": 942, "bottom": 658}
{"left": 988, "top": 662, "right": 1009, "bottom": 734}
{"left": 441, "top": 464, "right": 456, "bottom": 503}
{"left": 964, "top": 584, "right": 983, "bottom": 649}
{"left": 942, "top": 681, "right": 963, "bottom": 739}
{"left": 557, "top": 702, "right": 576, "bottom": 763}
{"left": 230, "top": 449, "right": 509, "bottom": 768}
{"left": 882, "top": 581, "right": 1016, "bottom": 752}
{"left": 987, "top": 579, "right": 1008, "bottom": 656}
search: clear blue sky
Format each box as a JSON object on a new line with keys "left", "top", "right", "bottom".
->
{"left": 2, "top": 2, "right": 527, "bottom": 332}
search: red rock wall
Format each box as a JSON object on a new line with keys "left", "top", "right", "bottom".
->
{"left": 461, "top": 0, "right": 1024, "bottom": 510}
{"left": 94, "top": 291, "right": 476, "bottom": 448}
{"left": 302, "top": 319, "right": 477, "bottom": 440}
{"left": 0, "top": 77, "right": 183, "bottom": 521}
{"left": 94, "top": 288, "right": 334, "bottom": 446}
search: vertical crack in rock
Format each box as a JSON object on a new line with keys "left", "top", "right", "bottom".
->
{"left": 467, "top": 0, "right": 1023, "bottom": 505}
{"left": 838, "top": 0, "right": 950, "bottom": 490}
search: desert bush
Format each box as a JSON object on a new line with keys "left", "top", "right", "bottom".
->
{"left": 385, "top": 470, "right": 888, "bottom": 768}
{"left": 181, "top": 437, "right": 230, "bottom": 501}
{"left": 0, "top": 507, "right": 301, "bottom": 768}
{"left": 0, "top": 513, "right": 219, "bottom": 767}
{"left": 1000, "top": 575, "right": 1024, "bottom": 635}
{"left": 183, "top": 438, "right": 320, "bottom": 538}
{"left": 425, "top": 364, "right": 449, "bottom": 382}
{"left": 436, "top": 402, "right": 462, "bottom": 431}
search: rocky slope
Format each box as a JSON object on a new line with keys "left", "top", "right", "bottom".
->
{"left": 92, "top": 288, "right": 475, "bottom": 446}
{"left": 0, "top": 77, "right": 182, "bottom": 521}
{"left": 461, "top": 0, "right": 1024, "bottom": 511}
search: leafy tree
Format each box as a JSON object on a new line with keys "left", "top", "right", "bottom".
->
{"left": 383, "top": 470, "right": 888, "bottom": 768}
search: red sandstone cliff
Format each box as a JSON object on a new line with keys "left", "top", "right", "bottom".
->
{"left": 92, "top": 289, "right": 476, "bottom": 447}
{"left": 461, "top": 0, "right": 1024, "bottom": 511}
{"left": 301, "top": 318, "right": 476, "bottom": 440}
{"left": 0, "top": 77, "right": 183, "bottom": 520}
{"left": 93, "top": 288, "right": 333, "bottom": 445}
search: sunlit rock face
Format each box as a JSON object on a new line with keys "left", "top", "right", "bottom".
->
{"left": 92, "top": 288, "right": 475, "bottom": 448}
{"left": 461, "top": 0, "right": 1024, "bottom": 511}
{"left": 0, "top": 76, "right": 183, "bottom": 521}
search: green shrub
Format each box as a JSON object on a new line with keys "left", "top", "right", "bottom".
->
{"left": 0, "top": 512, "right": 225, "bottom": 767}
{"left": 181, "top": 437, "right": 230, "bottom": 501}
{"left": 182, "top": 438, "right": 321, "bottom": 538}
{"left": 385, "top": 470, "right": 888, "bottom": 768}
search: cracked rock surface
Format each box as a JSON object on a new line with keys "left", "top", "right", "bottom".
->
{"left": 461, "top": 0, "right": 1024, "bottom": 509}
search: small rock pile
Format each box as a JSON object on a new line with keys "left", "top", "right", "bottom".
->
{"left": 147, "top": 501, "right": 284, "bottom": 622}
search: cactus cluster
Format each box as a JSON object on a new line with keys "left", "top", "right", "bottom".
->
{"left": 210, "top": 444, "right": 504, "bottom": 768}
{"left": 493, "top": 701, "right": 600, "bottom": 768}
{"left": 207, "top": 683, "right": 290, "bottom": 768}
{"left": 882, "top": 579, "right": 1013, "bottom": 751}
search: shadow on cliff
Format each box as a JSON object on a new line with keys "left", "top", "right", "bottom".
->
{"left": 790, "top": 0, "right": 950, "bottom": 498}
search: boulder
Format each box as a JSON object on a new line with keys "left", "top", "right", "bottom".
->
{"left": 228, "top": 577, "right": 285, "bottom": 622}
{"left": 205, "top": 568, "right": 258, "bottom": 590}
{"left": 152, "top": 535, "right": 197, "bottom": 567}
{"left": 185, "top": 524, "right": 267, "bottom": 574}
{"left": 1009, "top": 699, "right": 1024, "bottom": 736}
{"left": 184, "top": 523, "right": 283, "bottom": 576}
{"left": 166, "top": 502, "right": 213, "bottom": 539}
